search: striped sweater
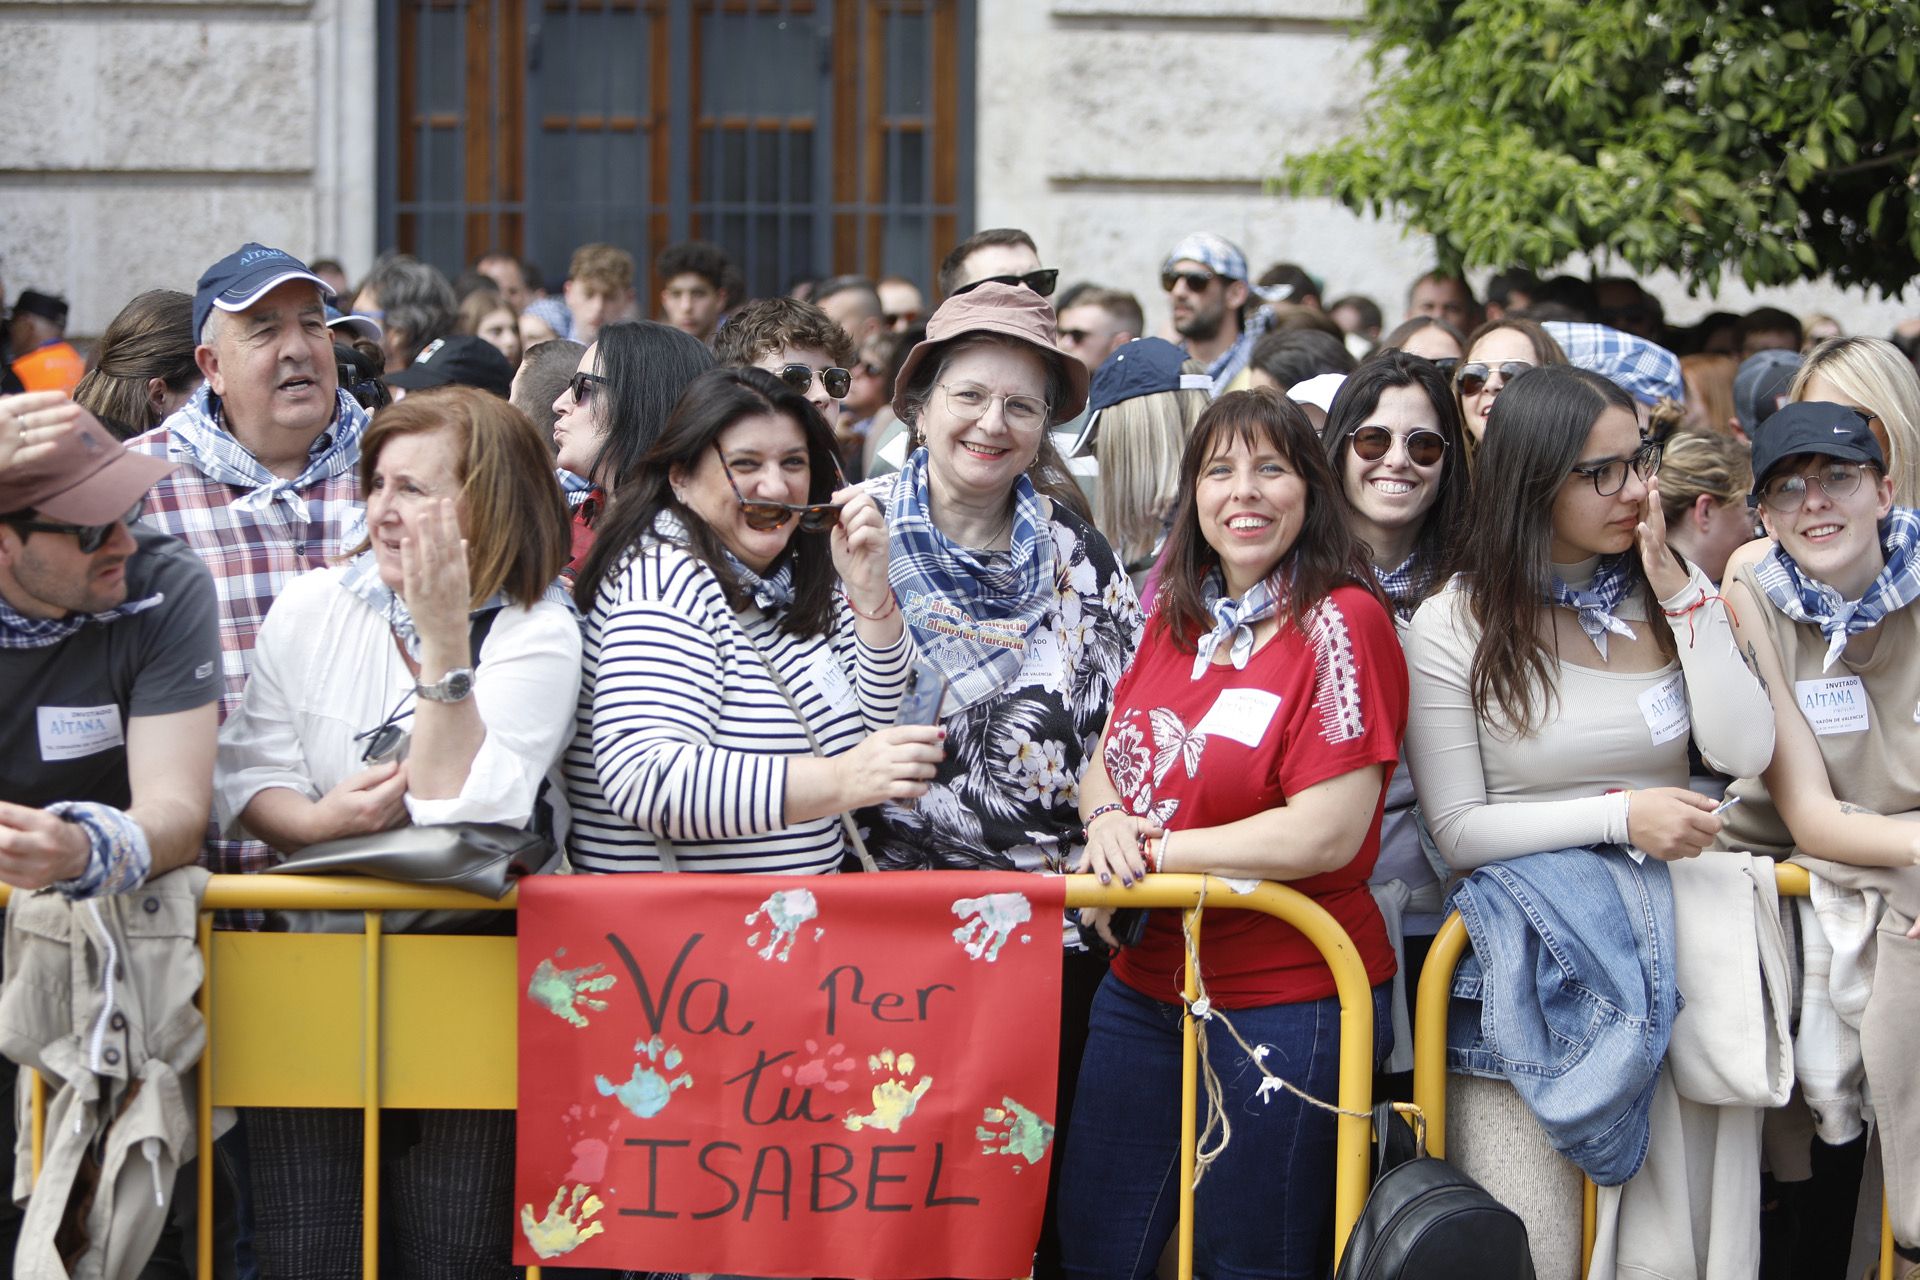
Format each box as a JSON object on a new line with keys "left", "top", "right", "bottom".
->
{"left": 564, "top": 541, "right": 912, "bottom": 874}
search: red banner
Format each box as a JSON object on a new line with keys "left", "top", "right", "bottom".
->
{"left": 514, "top": 871, "right": 1066, "bottom": 1278}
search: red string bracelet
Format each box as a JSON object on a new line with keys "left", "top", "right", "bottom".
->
{"left": 841, "top": 587, "right": 899, "bottom": 621}
{"left": 1661, "top": 590, "right": 1738, "bottom": 645}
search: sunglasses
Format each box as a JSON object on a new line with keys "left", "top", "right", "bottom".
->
{"left": 1161, "top": 269, "right": 1219, "bottom": 294}
{"left": 1347, "top": 426, "right": 1449, "bottom": 468}
{"left": 1427, "top": 356, "right": 1460, "bottom": 376}
{"left": 714, "top": 442, "right": 845, "bottom": 532}
{"left": 353, "top": 689, "right": 415, "bottom": 764}
{"left": 951, "top": 269, "right": 1059, "bottom": 299}
{"left": 1454, "top": 360, "right": 1534, "bottom": 398}
{"left": 775, "top": 363, "right": 852, "bottom": 400}
{"left": 568, "top": 370, "right": 610, "bottom": 405}
{"left": 13, "top": 502, "right": 142, "bottom": 553}
{"left": 1056, "top": 328, "right": 1100, "bottom": 345}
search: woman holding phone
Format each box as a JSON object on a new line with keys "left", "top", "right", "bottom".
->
{"left": 563, "top": 366, "right": 938, "bottom": 874}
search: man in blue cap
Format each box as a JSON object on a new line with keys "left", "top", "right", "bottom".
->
{"left": 124, "top": 242, "right": 369, "bottom": 908}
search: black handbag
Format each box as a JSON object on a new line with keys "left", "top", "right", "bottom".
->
{"left": 1334, "top": 1102, "right": 1535, "bottom": 1280}
{"left": 262, "top": 823, "right": 557, "bottom": 934}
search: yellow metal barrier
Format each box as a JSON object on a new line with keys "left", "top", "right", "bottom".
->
{"left": 18, "top": 871, "right": 1377, "bottom": 1277}
{"left": 1413, "top": 861, "right": 1896, "bottom": 1279}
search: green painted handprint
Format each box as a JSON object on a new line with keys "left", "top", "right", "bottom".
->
{"left": 595, "top": 1035, "right": 694, "bottom": 1118}
{"left": 978, "top": 1096, "right": 1055, "bottom": 1165}
{"left": 520, "top": 1183, "right": 605, "bottom": 1258}
{"left": 527, "top": 955, "right": 617, "bottom": 1028}
{"left": 842, "top": 1049, "right": 933, "bottom": 1133}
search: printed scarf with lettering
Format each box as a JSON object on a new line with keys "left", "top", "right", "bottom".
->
{"left": 0, "top": 590, "right": 165, "bottom": 651}
{"left": 887, "top": 446, "right": 1055, "bottom": 713}
{"left": 1752, "top": 506, "right": 1920, "bottom": 671}
{"left": 337, "top": 550, "right": 576, "bottom": 661}
{"left": 1551, "top": 553, "right": 1640, "bottom": 658}
{"left": 169, "top": 384, "right": 366, "bottom": 522}
{"left": 1191, "top": 568, "right": 1286, "bottom": 680}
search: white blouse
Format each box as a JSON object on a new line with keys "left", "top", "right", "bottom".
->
{"left": 215, "top": 565, "right": 583, "bottom": 839}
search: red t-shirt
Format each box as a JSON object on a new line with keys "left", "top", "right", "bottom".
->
{"left": 1108, "top": 584, "right": 1407, "bottom": 1007}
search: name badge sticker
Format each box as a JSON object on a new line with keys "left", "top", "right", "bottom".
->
{"left": 808, "top": 650, "right": 858, "bottom": 716}
{"left": 1194, "top": 688, "right": 1283, "bottom": 748}
{"left": 1636, "top": 672, "right": 1691, "bottom": 745}
{"left": 1796, "top": 676, "right": 1871, "bottom": 736}
{"left": 37, "top": 704, "right": 125, "bottom": 762}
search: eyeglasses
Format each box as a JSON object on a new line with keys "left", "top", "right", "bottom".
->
{"left": 883, "top": 312, "right": 920, "bottom": 328}
{"left": 774, "top": 363, "right": 852, "bottom": 400}
{"left": 1347, "top": 426, "right": 1449, "bottom": 468}
{"left": 567, "top": 371, "right": 609, "bottom": 405}
{"left": 1161, "top": 269, "right": 1219, "bottom": 294}
{"left": 1569, "top": 440, "right": 1663, "bottom": 497}
{"left": 12, "top": 502, "right": 142, "bottom": 554}
{"left": 950, "top": 269, "right": 1059, "bottom": 299}
{"left": 713, "top": 442, "right": 845, "bottom": 532}
{"left": 1455, "top": 360, "right": 1535, "bottom": 397}
{"left": 1758, "top": 461, "right": 1875, "bottom": 513}
{"left": 937, "top": 382, "right": 1051, "bottom": 430}
{"left": 353, "top": 689, "right": 415, "bottom": 764}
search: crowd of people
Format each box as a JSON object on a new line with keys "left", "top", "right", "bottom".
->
{"left": 3, "top": 224, "right": 1920, "bottom": 1280}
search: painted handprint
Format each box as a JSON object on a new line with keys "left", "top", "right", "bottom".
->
{"left": 520, "top": 1183, "right": 605, "bottom": 1259}
{"left": 781, "top": 1039, "right": 855, "bottom": 1093}
{"left": 560, "top": 1103, "right": 622, "bottom": 1182}
{"left": 842, "top": 1048, "right": 933, "bottom": 1133}
{"left": 527, "top": 954, "right": 617, "bottom": 1028}
{"left": 978, "top": 1096, "right": 1056, "bottom": 1166}
{"left": 951, "top": 892, "right": 1032, "bottom": 961}
{"left": 595, "top": 1035, "right": 694, "bottom": 1119}
{"left": 744, "top": 887, "right": 819, "bottom": 962}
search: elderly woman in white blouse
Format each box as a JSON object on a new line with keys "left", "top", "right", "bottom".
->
{"left": 214, "top": 386, "right": 581, "bottom": 1280}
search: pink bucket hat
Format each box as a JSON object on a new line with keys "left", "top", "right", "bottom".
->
{"left": 890, "top": 281, "right": 1090, "bottom": 425}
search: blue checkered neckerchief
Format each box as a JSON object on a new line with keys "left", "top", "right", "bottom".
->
{"left": 1375, "top": 552, "right": 1427, "bottom": 622}
{"left": 0, "top": 589, "right": 166, "bottom": 650}
{"left": 1541, "top": 321, "right": 1683, "bottom": 407}
{"left": 558, "top": 468, "right": 596, "bottom": 508}
{"left": 1753, "top": 506, "right": 1920, "bottom": 671}
{"left": 168, "top": 384, "right": 366, "bottom": 522}
{"left": 1550, "top": 553, "right": 1640, "bottom": 658}
{"left": 336, "top": 550, "right": 576, "bottom": 661}
{"left": 1192, "top": 306, "right": 1275, "bottom": 395}
{"left": 1191, "top": 567, "right": 1287, "bottom": 679}
{"left": 648, "top": 509, "right": 795, "bottom": 612}
{"left": 886, "top": 446, "right": 1054, "bottom": 713}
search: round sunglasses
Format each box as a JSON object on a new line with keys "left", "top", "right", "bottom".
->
{"left": 775, "top": 363, "right": 852, "bottom": 400}
{"left": 1347, "top": 425, "right": 1449, "bottom": 468}
{"left": 1454, "top": 360, "right": 1534, "bottom": 398}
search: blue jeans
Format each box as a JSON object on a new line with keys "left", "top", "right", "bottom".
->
{"left": 1058, "top": 974, "right": 1391, "bottom": 1280}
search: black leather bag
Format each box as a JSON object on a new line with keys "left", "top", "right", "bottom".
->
{"left": 262, "top": 823, "right": 556, "bottom": 933}
{"left": 1334, "top": 1102, "right": 1535, "bottom": 1280}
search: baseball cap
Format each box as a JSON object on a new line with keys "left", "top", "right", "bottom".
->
{"left": 193, "top": 243, "right": 334, "bottom": 342}
{"left": 1747, "top": 400, "right": 1886, "bottom": 502}
{"left": 1161, "top": 234, "right": 1293, "bottom": 304}
{"left": 1734, "top": 349, "right": 1801, "bottom": 436}
{"left": 385, "top": 334, "right": 514, "bottom": 399}
{"left": 12, "top": 290, "right": 69, "bottom": 327}
{"left": 0, "top": 407, "right": 175, "bottom": 523}
{"left": 326, "top": 305, "right": 382, "bottom": 345}
{"left": 892, "top": 281, "right": 1089, "bottom": 424}
{"left": 1066, "top": 337, "right": 1213, "bottom": 456}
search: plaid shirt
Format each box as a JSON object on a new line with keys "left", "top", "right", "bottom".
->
{"left": 126, "top": 388, "right": 367, "bottom": 917}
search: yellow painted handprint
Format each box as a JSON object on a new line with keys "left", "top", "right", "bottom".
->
{"left": 841, "top": 1048, "right": 933, "bottom": 1133}
{"left": 520, "top": 1183, "right": 606, "bottom": 1259}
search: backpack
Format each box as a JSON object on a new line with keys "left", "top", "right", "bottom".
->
{"left": 1334, "top": 1102, "right": 1536, "bottom": 1280}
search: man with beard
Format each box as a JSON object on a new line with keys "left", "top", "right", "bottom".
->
{"left": 1160, "top": 233, "right": 1277, "bottom": 394}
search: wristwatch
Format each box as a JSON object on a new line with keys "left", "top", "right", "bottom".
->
{"left": 415, "top": 668, "right": 475, "bottom": 703}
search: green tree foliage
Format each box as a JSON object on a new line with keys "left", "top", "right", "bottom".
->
{"left": 1285, "top": 0, "right": 1920, "bottom": 295}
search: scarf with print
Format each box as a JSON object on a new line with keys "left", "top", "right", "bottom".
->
{"left": 169, "top": 384, "right": 366, "bottom": 522}
{"left": 1550, "top": 553, "right": 1640, "bottom": 658}
{"left": 1375, "top": 552, "right": 1428, "bottom": 622}
{"left": 0, "top": 590, "right": 166, "bottom": 650}
{"left": 1191, "top": 567, "right": 1287, "bottom": 679}
{"left": 1753, "top": 506, "right": 1920, "bottom": 671}
{"left": 886, "top": 446, "right": 1056, "bottom": 713}
{"left": 337, "top": 550, "right": 576, "bottom": 662}
{"left": 648, "top": 509, "right": 796, "bottom": 612}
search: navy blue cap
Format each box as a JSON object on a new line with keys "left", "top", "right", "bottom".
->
{"left": 385, "top": 334, "right": 514, "bottom": 399}
{"left": 1748, "top": 400, "right": 1886, "bottom": 501}
{"left": 193, "top": 243, "right": 333, "bottom": 342}
{"left": 1067, "top": 337, "right": 1212, "bottom": 456}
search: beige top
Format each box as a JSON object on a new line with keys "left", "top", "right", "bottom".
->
{"left": 1719, "top": 557, "right": 1920, "bottom": 857}
{"left": 1406, "top": 557, "right": 1774, "bottom": 871}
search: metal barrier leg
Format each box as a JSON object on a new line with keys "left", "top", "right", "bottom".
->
{"left": 1411, "top": 914, "right": 1467, "bottom": 1160}
{"left": 362, "top": 911, "right": 381, "bottom": 1280}
{"left": 197, "top": 910, "right": 214, "bottom": 1277}
{"left": 1176, "top": 905, "right": 1203, "bottom": 1280}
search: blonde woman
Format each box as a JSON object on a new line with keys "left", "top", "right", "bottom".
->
{"left": 1080, "top": 338, "right": 1212, "bottom": 581}
{"left": 1656, "top": 431, "right": 1754, "bottom": 585}
{"left": 1791, "top": 336, "right": 1920, "bottom": 503}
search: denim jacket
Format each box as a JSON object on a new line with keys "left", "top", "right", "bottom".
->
{"left": 1446, "top": 845, "right": 1678, "bottom": 1186}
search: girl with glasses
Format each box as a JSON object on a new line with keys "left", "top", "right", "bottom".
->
{"left": 1713, "top": 404, "right": 1920, "bottom": 1273}
{"left": 1454, "top": 316, "right": 1567, "bottom": 447}
{"left": 1789, "top": 334, "right": 1920, "bottom": 504}
{"left": 1402, "top": 364, "right": 1776, "bottom": 1277}
{"left": 564, "top": 366, "right": 937, "bottom": 881}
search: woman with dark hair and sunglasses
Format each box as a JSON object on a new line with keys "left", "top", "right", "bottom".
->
{"left": 1454, "top": 316, "right": 1567, "bottom": 445}
{"left": 563, "top": 366, "right": 938, "bottom": 875}
{"left": 550, "top": 319, "right": 718, "bottom": 574}
{"left": 1402, "top": 364, "right": 1775, "bottom": 1275}
{"left": 1059, "top": 390, "right": 1405, "bottom": 1277}
{"left": 1317, "top": 350, "right": 1472, "bottom": 1080}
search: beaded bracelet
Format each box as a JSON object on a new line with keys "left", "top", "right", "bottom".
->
{"left": 841, "top": 587, "right": 899, "bottom": 622}
{"left": 1084, "top": 803, "right": 1126, "bottom": 827}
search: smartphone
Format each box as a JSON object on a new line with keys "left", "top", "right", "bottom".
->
{"left": 895, "top": 659, "right": 949, "bottom": 726}
{"left": 1077, "top": 908, "right": 1149, "bottom": 953}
